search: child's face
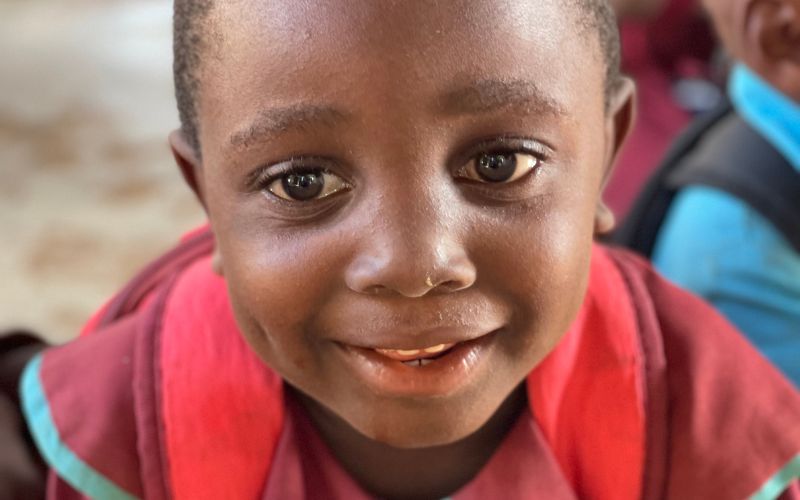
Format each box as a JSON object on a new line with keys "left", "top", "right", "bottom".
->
{"left": 703, "top": 0, "right": 800, "bottom": 103}
{"left": 176, "top": 0, "right": 632, "bottom": 448}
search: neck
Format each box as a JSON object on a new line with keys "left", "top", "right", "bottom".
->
{"left": 295, "top": 386, "right": 527, "bottom": 499}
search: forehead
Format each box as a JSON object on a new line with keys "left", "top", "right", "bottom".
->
{"left": 200, "top": 0, "right": 604, "bottom": 154}
{"left": 212, "top": 0, "right": 584, "bottom": 50}
{"left": 221, "top": 0, "right": 580, "bottom": 40}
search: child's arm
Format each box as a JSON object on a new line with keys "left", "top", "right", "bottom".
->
{"left": 0, "top": 331, "right": 48, "bottom": 499}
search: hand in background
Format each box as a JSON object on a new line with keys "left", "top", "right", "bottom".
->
{"left": 0, "top": 392, "right": 45, "bottom": 499}
{"left": 0, "top": 331, "right": 48, "bottom": 499}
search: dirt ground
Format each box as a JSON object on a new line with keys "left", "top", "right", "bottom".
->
{"left": 0, "top": 0, "right": 205, "bottom": 343}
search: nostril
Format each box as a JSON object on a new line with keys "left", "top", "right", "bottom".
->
{"left": 434, "top": 279, "right": 470, "bottom": 293}
{"left": 434, "top": 280, "right": 454, "bottom": 291}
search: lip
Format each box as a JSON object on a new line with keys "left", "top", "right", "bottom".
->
{"left": 335, "top": 329, "right": 500, "bottom": 399}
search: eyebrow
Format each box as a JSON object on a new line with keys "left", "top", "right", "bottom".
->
{"left": 439, "top": 79, "right": 566, "bottom": 117}
{"left": 228, "top": 80, "right": 562, "bottom": 149}
{"left": 229, "top": 104, "right": 350, "bottom": 149}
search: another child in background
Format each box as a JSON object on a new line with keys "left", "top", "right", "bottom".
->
{"left": 649, "top": 0, "right": 800, "bottom": 385}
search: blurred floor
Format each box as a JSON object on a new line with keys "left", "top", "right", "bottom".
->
{"left": 0, "top": 0, "right": 205, "bottom": 342}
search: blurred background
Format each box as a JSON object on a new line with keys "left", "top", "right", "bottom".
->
{"left": 0, "top": 0, "right": 204, "bottom": 343}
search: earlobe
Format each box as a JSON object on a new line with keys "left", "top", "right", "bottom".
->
{"left": 594, "top": 202, "right": 617, "bottom": 236}
{"left": 169, "top": 129, "right": 207, "bottom": 210}
{"left": 211, "top": 246, "right": 225, "bottom": 276}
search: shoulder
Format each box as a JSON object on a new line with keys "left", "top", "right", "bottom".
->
{"left": 651, "top": 187, "right": 800, "bottom": 382}
{"left": 653, "top": 186, "right": 760, "bottom": 282}
{"left": 607, "top": 248, "right": 800, "bottom": 498}
{"left": 659, "top": 185, "right": 752, "bottom": 235}
{"left": 655, "top": 185, "right": 795, "bottom": 259}
{"left": 21, "top": 311, "right": 146, "bottom": 499}
{"left": 19, "top": 230, "right": 215, "bottom": 499}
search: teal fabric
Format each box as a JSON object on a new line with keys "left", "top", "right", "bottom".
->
{"left": 653, "top": 65, "right": 800, "bottom": 386}
{"left": 729, "top": 65, "right": 800, "bottom": 172}
{"left": 19, "top": 354, "right": 139, "bottom": 500}
{"left": 749, "top": 453, "right": 800, "bottom": 500}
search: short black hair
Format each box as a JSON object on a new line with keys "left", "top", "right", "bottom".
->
{"left": 577, "top": 0, "right": 623, "bottom": 99}
{"left": 173, "top": 0, "right": 621, "bottom": 154}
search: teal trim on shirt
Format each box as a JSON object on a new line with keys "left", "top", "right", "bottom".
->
{"left": 749, "top": 453, "right": 800, "bottom": 500}
{"left": 20, "top": 354, "right": 139, "bottom": 500}
{"left": 729, "top": 64, "right": 800, "bottom": 172}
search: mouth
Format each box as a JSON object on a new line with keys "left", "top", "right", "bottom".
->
{"left": 374, "top": 343, "right": 457, "bottom": 366}
{"left": 335, "top": 330, "right": 500, "bottom": 398}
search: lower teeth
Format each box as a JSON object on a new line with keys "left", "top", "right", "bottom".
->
{"left": 402, "top": 359, "right": 433, "bottom": 367}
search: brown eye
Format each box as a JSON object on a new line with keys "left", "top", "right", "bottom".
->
{"left": 268, "top": 169, "right": 349, "bottom": 201}
{"left": 463, "top": 152, "right": 538, "bottom": 183}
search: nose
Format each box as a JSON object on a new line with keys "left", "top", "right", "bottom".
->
{"left": 345, "top": 207, "right": 477, "bottom": 298}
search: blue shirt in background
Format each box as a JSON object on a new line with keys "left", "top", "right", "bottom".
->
{"left": 652, "top": 64, "right": 800, "bottom": 386}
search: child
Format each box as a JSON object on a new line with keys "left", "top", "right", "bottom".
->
{"left": 618, "top": 0, "right": 800, "bottom": 386}
{"left": 14, "top": 0, "right": 800, "bottom": 498}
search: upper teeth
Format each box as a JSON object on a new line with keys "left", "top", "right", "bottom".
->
{"left": 376, "top": 343, "right": 451, "bottom": 357}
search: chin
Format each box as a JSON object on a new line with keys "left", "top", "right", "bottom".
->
{"left": 351, "top": 399, "right": 494, "bottom": 450}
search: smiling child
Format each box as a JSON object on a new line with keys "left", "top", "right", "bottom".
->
{"left": 14, "top": 0, "right": 800, "bottom": 498}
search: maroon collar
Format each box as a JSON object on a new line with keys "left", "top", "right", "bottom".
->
{"left": 263, "top": 390, "right": 577, "bottom": 500}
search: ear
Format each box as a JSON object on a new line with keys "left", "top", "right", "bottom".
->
{"left": 742, "top": 0, "right": 800, "bottom": 101}
{"left": 596, "top": 77, "right": 637, "bottom": 235}
{"left": 169, "top": 130, "right": 206, "bottom": 208}
{"left": 169, "top": 130, "right": 225, "bottom": 276}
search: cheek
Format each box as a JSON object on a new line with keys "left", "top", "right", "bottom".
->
{"left": 474, "top": 187, "right": 595, "bottom": 360}
{"left": 219, "top": 227, "right": 349, "bottom": 377}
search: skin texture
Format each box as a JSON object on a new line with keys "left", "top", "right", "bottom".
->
{"left": 703, "top": 0, "right": 800, "bottom": 102}
{"left": 171, "top": 0, "right": 634, "bottom": 497}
